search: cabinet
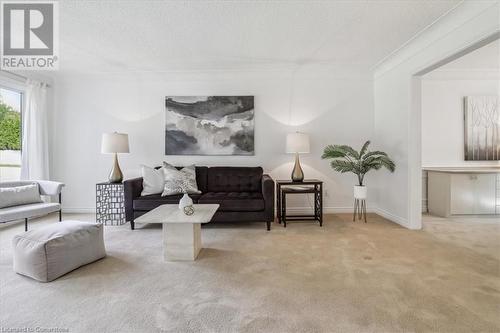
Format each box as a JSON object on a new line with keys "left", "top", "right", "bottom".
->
{"left": 450, "top": 174, "right": 496, "bottom": 215}
{"left": 427, "top": 170, "right": 498, "bottom": 217}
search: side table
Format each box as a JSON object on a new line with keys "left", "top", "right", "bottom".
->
{"left": 276, "top": 179, "right": 323, "bottom": 227}
{"left": 96, "top": 182, "right": 126, "bottom": 226}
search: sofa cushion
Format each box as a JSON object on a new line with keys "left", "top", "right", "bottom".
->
{"left": 0, "top": 184, "right": 42, "bottom": 209}
{"left": 199, "top": 192, "right": 264, "bottom": 212}
{"left": 133, "top": 193, "right": 201, "bottom": 211}
{"left": 194, "top": 166, "right": 208, "bottom": 193}
{"left": 207, "top": 167, "right": 262, "bottom": 193}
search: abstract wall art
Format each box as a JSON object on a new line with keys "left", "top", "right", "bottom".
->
{"left": 464, "top": 95, "right": 500, "bottom": 161}
{"left": 165, "top": 96, "right": 254, "bottom": 155}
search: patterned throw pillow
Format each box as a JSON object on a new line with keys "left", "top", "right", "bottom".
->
{"left": 161, "top": 162, "right": 201, "bottom": 196}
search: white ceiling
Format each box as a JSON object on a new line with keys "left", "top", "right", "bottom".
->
{"left": 55, "top": 0, "right": 460, "bottom": 75}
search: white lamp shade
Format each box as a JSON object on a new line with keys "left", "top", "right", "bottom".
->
{"left": 101, "top": 132, "right": 130, "bottom": 154}
{"left": 286, "top": 132, "right": 310, "bottom": 153}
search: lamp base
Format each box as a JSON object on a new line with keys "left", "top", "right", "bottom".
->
{"left": 108, "top": 153, "right": 123, "bottom": 183}
{"left": 291, "top": 153, "right": 304, "bottom": 182}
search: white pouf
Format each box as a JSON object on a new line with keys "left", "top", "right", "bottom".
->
{"left": 12, "top": 221, "right": 106, "bottom": 282}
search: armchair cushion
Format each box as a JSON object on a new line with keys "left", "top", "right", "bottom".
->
{"left": 0, "top": 202, "right": 60, "bottom": 223}
{"left": 0, "top": 184, "right": 42, "bottom": 209}
{"left": 0, "top": 180, "right": 65, "bottom": 197}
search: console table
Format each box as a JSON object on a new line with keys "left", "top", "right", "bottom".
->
{"left": 276, "top": 179, "right": 323, "bottom": 227}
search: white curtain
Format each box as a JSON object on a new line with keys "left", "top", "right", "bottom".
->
{"left": 20, "top": 79, "right": 49, "bottom": 180}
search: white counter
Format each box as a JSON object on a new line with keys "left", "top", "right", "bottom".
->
{"left": 423, "top": 167, "right": 500, "bottom": 174}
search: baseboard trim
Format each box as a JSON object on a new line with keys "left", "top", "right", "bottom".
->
{"left": 63, "top": 206, "right": 413, "bottom": 229}
{"left": 285, "top": 206, "right": 377, "bottom": 214}
{"left": 63, "top": 207, "right": 96, "bottom": 214}
{"left": 373, "top": 207, "right": 411, "bottom": 229}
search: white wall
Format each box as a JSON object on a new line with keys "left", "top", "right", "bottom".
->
{"left": 51, "top": 67, "right": 375, "bottom": 212}
{"left": 373, "top": 1, "right": 500, "bottom": 229}
{"left": 422, "top": 73, "right": 500, "bottom": 167}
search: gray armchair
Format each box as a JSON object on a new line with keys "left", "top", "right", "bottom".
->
{"left": 0, "top": 180, "right": 65, "bottom": 231}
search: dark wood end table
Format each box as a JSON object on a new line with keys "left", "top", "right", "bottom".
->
{"left": 276, "top": 179, "right": 323, "bottom": 227}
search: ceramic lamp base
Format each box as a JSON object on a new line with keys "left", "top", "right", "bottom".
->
{"left": 291, "top": 153, "right": 304, "bottom": 182}
{"left": 108, "top": 153, "right": 123, "bottom": 183}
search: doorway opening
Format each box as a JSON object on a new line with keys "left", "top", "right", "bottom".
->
{"left": 412, "top": 32, "right": 500, "bottom": 229}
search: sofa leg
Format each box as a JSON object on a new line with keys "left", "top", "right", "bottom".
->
{"left": 266, "top": 221, "right": 270, "bottom": 231}
{"left": 130, "top": 221, "right": 135, "bottom": 230}
{"left": 25, "top": 218, "right": 28, "bottom": 232}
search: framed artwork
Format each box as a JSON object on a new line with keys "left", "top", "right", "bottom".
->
{"left": 165, "top": 96, "right": 254, "bottom": 155}
{"left": 464, "top": 96, "right": 499, "bottom": 161}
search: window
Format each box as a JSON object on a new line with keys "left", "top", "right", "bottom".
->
{"left": 0, "top": 87, "right": 22, "bottom": 181}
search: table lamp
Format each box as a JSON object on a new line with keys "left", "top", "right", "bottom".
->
{"left": 286, "top": 132, "right": 309, "bottom": 182}
{"left": 101, "top": 132, "right": 129, "bottom": 183}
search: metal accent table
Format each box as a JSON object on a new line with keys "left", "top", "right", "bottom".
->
{"left": 276, "top": 179, "right": 323, "bottom": 227}
{"left": 96, "top": 182, "right": 125, "bottom": 225}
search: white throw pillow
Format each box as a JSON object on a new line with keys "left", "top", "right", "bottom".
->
{"left": 140, "top": 165, "right": 165, "bottom": 196}
{"left": 0, "top": 184, "right": 42, "bottom": 209}
{"left": 161, "top": 162, "right": 201, "bottom": 196}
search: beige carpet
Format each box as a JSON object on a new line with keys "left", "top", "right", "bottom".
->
{"left": 1, "top": 213, "right": 499, "bottom": 333}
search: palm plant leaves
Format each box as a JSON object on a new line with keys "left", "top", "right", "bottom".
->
{"left": 330, "top": 160, "right": 356, "bottom": 173}
{"left": 322, "top": 144, "right": 359, "bottom": 160}
{"left": 359, "top": 140, "right": 370, "bottom": 157}
{"left": 322, "top": 140, "right": 395, "bottom": 186}
{"left": 322, "top": 145, "right": 348, "bottom": 159}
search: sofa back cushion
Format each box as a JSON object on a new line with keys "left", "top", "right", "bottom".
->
{"left": 207, "top": 167, "right": 262, "bottom": 192}
{"left": 0, "top": 184, "right": 42, "bottom": 209}
{"left": 194, "top": 166, "right": 208, "bottom": 193}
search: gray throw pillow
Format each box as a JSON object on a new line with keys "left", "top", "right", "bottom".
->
{"left": 161, "top": 162, "right": 201, "bottom": 196}
{"left": 0, "top": 184, "right": 42, "bottom": 209}
{"left": 140, "top": 165, "right": 165, "bottom": 196}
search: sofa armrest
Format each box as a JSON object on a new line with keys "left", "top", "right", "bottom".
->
{"left": 124, "top": 177, "right": 143, "bottom": 222}
{"left": 262, "top": 174, "right": 275, "bottom": 222}
{"left": 37, "top": 180, "right": 65, "bottom": 196}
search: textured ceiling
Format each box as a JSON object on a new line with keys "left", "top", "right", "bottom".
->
{"left": 57, "top": 0, "right": 460, "bottom": 75}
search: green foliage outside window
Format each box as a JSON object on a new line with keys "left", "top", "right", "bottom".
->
{"left": 0, "top": 99, "right": 21, "bottom": 150}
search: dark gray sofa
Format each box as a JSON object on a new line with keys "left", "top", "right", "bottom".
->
{"left": 124, "top": 166, "right": 275, "bottom": 230}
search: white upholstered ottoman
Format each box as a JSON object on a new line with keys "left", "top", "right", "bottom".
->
{"left": 12, "top": 221, "right": 106, "bottom": 282}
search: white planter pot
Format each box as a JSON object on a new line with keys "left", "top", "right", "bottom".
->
{"left": 354, "top": 185, "right": 367, "bottom": 199}
{"left": 178, "top": 193, "right": 193, "bottom": 210}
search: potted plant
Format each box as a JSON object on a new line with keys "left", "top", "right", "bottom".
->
{"left": 321, "top": 141, "right": 395, "bottom": 200}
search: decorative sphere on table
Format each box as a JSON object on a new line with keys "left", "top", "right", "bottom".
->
{"left": 183, "top": 205, "right": 195, "bottom": 216}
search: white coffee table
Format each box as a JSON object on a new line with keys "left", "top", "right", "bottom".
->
{"left": 134, "top": 204, "right": 219, "bottom": 261}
